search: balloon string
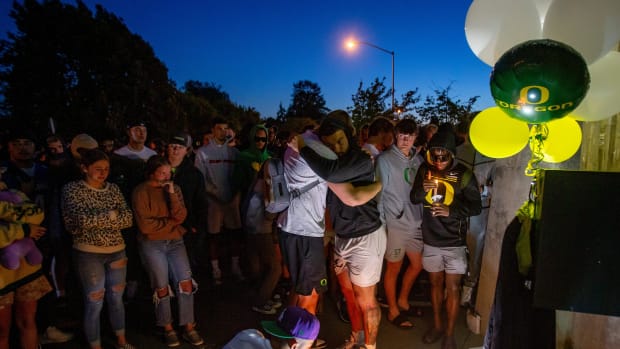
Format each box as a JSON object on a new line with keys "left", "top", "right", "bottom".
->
{"left": 525, "top": 123, "right": 548, "bottom": 177}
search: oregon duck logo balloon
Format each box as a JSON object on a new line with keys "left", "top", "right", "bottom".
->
{"left": 490, "top": 39, "right": 590, "bottom": 124}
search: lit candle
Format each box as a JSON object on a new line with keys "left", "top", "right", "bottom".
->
{"left": 433, "top": 179, "right": 438, "bottom": 196}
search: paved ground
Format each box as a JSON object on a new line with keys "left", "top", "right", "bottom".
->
{"left": 40, "top": 267, "right": 483, "bottom": 349}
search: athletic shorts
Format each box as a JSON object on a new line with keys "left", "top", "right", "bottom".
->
{"left": 0, "top": 275, "right": 52, "bottom": 308}
{"left": 279, "top": 231, "right": 327, "bottom": 296}
{"left": 333, "top": 225, "right": 387, "bottom": 287}
{"left": 207, "top": 196, "right": 241, "bottom": 234}
{"left": 385, "top": 224, "right": 423, "bottom": 262}
{"left": 422, "top": 244, "right": 467, "bottom": 274}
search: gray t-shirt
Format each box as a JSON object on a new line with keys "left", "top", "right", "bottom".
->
{"left": 277, "top": 146, "right": 328, "bottom": 238}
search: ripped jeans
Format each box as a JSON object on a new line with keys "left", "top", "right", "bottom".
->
{"left": 73, "top": 249, "right": 127, "bottom": 348}
{"left": 138, "top": 238, "right": 196, "bottom": 327}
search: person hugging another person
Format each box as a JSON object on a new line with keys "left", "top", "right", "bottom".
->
{"left": 131, "top": 155, "right": 204, "bottom": 348}
{"left": 61, "top": 148, "right": 135, "bottom": 349}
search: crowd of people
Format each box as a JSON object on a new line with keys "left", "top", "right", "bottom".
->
{"left": 0, "top": 109, "right": 493, "bottom": 349}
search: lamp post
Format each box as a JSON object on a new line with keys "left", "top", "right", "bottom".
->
{"left": 346, "top": 39, "right": 395, "bottom": 115}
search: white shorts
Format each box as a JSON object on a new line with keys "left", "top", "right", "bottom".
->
{"left": 385, "top": 224, "right": 423, "bottom": 262}
{"left": 333, "top": 225, "right": 387, "bottom": 287}
{"left": 422, "top": 244, "right": 467, "bottom": 274}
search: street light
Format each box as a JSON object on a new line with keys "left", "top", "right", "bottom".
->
{"left": 346, "top": 39, "right": 395, "bottom": 115}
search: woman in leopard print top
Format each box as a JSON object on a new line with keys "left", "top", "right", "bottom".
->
{"left": 61, "top": 148, "right": 135, "bottom": 349}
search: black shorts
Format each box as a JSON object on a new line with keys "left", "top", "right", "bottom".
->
{"left": 279, "top": 230, "right": 328, "bottom": 296}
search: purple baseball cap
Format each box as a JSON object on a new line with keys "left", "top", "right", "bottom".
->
{"left": 261, "top": 306, "right": 320, "bottom": 341}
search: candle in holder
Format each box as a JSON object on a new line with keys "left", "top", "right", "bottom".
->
{"left": 433, "top": 179, "right": 438, "bottom": 197}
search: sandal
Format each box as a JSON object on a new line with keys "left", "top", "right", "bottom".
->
{"left": 422, "top": 327, "right": 444, "bottom": 344}
{"left": 400, "top": 306, "right": 424, "bottom": 317}
{"left": 387, "top": 313, "right": 414, "bottom": 330}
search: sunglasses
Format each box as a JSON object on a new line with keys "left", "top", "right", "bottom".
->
{"left": 430, "top": 153, "right": 451, "bottom": 163}
{"left": 254, "top": 136, "right": 268, "bottom": 142}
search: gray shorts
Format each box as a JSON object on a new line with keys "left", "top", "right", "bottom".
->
{"left": 422, "top": 244, "right": 467, "bottom": 274}
{"left": 385, "top": 224, "right": 423, "bottom": 262}
{"left": 333, "top": 225, "right": 387, "bottom": 287}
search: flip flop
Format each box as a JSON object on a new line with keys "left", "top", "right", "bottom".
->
{"left": 422, "top": 327, "right": 444, "bottom": 344}
{"left": 400, "top": 306, "right": 424, "bottom": 317}
{"left": 387, "top": 313, "right": 414, "bottom": 330}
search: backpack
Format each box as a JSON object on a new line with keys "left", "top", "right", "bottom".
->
{"left": 263, "top": 158, "right": 319, "bottom": 213}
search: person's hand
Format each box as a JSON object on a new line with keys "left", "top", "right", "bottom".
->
{"left": 163, "top": 181, "right": 175, "bottom": 194}
{"left": 0, "top": 181, "right": 7, "bottom": 191}
{"left": 28, "top": 224, "right": 46, "bottom": 240}
{"left": 423, "top": 179, "right": 437, "bottom": 193}
{"left": 431, "top": 203, "right": 449, "bottom": 217}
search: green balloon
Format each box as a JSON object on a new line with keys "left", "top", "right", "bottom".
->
{"left": 490, "top": 39, "right": 590, "bottom": 124}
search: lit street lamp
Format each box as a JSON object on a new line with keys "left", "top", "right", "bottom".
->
{"left": 346, "top": 39, "right": 395, "bottom": 115}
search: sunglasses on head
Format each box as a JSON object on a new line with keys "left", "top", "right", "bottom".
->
{"left": 254, "top": 136, "right": 268, "bottom": 142}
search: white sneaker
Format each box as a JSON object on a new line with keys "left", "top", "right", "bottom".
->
{"left": 212, "top": 268, "right": 223, "bottom": 285}
{"left": 40, "top": 326, "right": 74, "bottom": 344}
{"left": 231, "top": 267, "right": 245, "bottom": 282}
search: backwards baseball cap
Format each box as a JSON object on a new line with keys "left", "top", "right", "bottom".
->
{"left": 126, "top": 120, "right": 147, "bottom": 129}
{"left": 70, "top": 133, "right": 98, "bottom": 159}
{"left": 169, "top": 132, "right": 192, "bottom": 148}
{"left": 261, "top": 306, "right": 320, "bottom": 341}
{"left": 222, "top": 329, "right": 271, "bottom": 349}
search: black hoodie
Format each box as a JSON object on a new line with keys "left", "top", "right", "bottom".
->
{"left": 410, "top": 130, "right": 482, "bottom": 247}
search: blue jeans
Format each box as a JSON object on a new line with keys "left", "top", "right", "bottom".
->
{"left": 138, "top": 238, "right": 196, "bottom": 327}
{"left": 73, "top": 249, "right": 127, "bottom": 348}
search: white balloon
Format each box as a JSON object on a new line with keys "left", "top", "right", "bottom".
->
{"left": 465, "top": 0, "right": 542, "bottom": 66}
{"left": 542, "top": 0, "right": 620, "bottom": 64}
{"left": 532, "top": 0, "right": 554, "bottom": 24}
{"left": 571, "top": 51, "right": 620, "bottom": 122}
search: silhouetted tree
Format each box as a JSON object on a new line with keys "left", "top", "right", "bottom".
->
{"left": 286, "top": 80, "right": 329, "bottom": 121}
{"left": 414, "top": 85, "right": 479, "bottom": 125}
{"left": 0, "top": 0, "right": 176, "bottom": 140}
{"left": 349, "top": 77, "right": 420, "bottom": 128}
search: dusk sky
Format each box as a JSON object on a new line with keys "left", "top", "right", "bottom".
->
{"left": 0, "top": 0, "right": 495, "bottom": 118}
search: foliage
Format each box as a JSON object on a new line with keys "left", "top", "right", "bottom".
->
{"left": 0, "top": 1, "right": 260, "bottom": 143}
{"left": 414, "top": 85, "right": 479, "bottom": 125}
{"left": 348, "top": 77, "right": 421, "bottom": 128}
{"left": 285, "top": 80, "right": 329, "bottom": 121}
{"left": 0, "top": 0, "right": 176, "bottom": 140}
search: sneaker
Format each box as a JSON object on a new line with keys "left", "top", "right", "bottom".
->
{"left": 336, "top": 297, "right": 350, "bottom": 323}
{"left": 212, "top": 268, "right": 223, "bottom": 285}
{"left": 40, "top": 326, "right": 74, "bottom": 344}
{"left": 116, "top": 343, "right": 137, "bottom": 349}
{"left": 182, "top": 329, "right": 205, "bottom": 346}
{"left": 252, "top": 303, "right": 277, "bottom": 315}
{"left": 266, "top": 298, "right": 282, "bottom": 309}
{"left": 164, "top": 330, "right": 181, "bottom": 347}
{"left": 232, "top": 267, "right": 246, "bottom": 282}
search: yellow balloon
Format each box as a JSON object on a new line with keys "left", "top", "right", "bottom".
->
{"left": 532, "top": 116, "right": 582, "bottom": 163}
{"left": 470, "top": 107, "right": 530, "bottom": 158}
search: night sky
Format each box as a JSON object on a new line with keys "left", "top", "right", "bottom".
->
{"left": 0, "top": 0, "right": 495, "bottom": 118}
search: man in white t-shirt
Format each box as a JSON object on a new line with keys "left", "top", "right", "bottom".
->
{"left": 114, "top": 120, "right": 157, "bottom": 161}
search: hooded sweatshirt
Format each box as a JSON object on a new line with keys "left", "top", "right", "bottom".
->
{"left": 234, "top": 124, "right": 271, "bottom": 197}
{"left": 410, "top": 130, "right": 482, "bottom": 247}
